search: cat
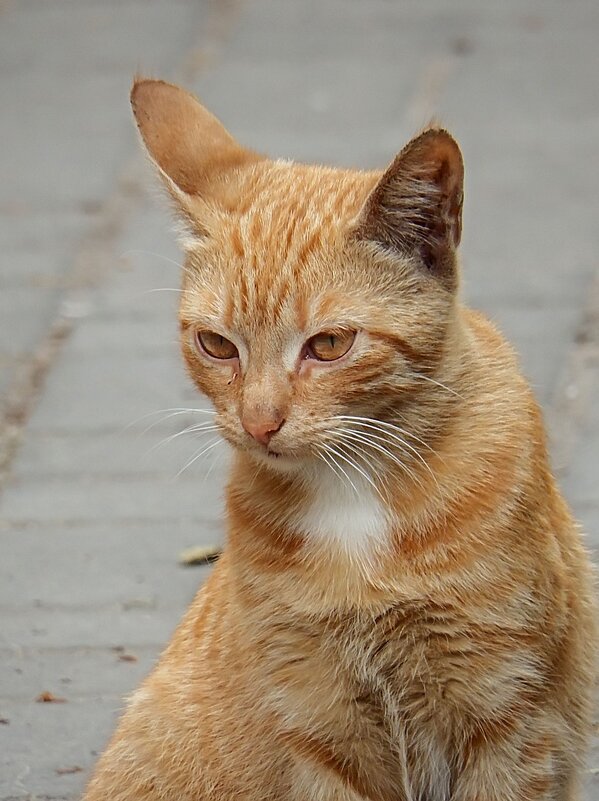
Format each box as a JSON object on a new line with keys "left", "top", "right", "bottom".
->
{"left": 83, "top": 78, "right": 598, "bottom": 801}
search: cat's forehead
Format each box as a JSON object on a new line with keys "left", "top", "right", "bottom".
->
{"left": 229, "top": 161, "right": 378, "bottom": 260}
{"left": 246, "top": 161, "right": 376, "bottom": 212}
{"left": 184, "top": 163, "right": 381, "bottom": 332}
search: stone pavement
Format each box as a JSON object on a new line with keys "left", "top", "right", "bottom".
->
{"left": 1, "top": 0, "right": 598, "bottom": 798}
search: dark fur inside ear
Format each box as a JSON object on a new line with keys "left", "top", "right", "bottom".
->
{"left": 357, "top": 129, "right": 464, "bottom": 289}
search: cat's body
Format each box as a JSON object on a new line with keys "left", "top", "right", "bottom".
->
{"left": 83, "top": 80, "right": 597, "bottom": 801}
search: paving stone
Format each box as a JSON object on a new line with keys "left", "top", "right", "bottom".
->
{"left": 1, "top": 602, "right": 204, "bottom": 652}
{"left": 0, "top": 521, "right": 220, "bottom": 610}
{"left": 14, "top": 424, "right": 227, "bottom": 479}
{"left": 562, "top": 380, "right": 599, "bottom": 508}
{"left": 0, "top": 696, "right": 132, "bottom": 799}
{"left": 24, "top": 350, "right": 185, "bottom": 434}
{"left": 477, "top": 302, "right": 581, "bottom": 409}
{"left": 0, "top": 472, "right": 226, "bottom": 525}
{"left": 0, "top": 0, "right": 207, "bottom": 415}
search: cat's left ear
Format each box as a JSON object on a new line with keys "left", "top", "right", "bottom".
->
{"left": 130, "top": 78, "right": 263, "bottom": 223}
{"left": 354, "top": 129, "right": 464, "bottom": 290}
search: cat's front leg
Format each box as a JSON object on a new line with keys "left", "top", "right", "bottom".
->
{"left": 289, "top": 762, "right": 374, "bottom": 801}
{"left": 451, "top": 728, "right": 577, "bottom": 801}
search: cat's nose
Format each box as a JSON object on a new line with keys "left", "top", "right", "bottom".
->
{"left": 242, "top": 412, "right": 285, "bottom": 446}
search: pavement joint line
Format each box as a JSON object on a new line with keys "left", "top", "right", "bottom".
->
{"left": 0, "top": 154, "right": 151, "bottom": 488}
{"left": 0, "top": 797, "right": 73, "bottom": 801}
{"left": 0, "top": 643, "right": 167, "bottom": 655}
{"left": 3, "top": 601, "right": 160, "bottom": 612}
{"left": 2, "top": 687, "right": 155, "bottom": 698}
{"left": 0, "top": 516, "right": 218, "bottom": 530}
{"left": 0, "top": 0, "right": 244, "bottom": 493}
{"left": 3, "top": 471, "right": 213, "bottom": 482}
{"left": 548, "top": 265, "right": 599, "bottom": 474}
{"left": 0, "top": 320, "right": 73, "bottom": 486}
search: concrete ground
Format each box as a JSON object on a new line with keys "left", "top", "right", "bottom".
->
{"left": 1, "top": 0, "right": 598, "bottom": 798}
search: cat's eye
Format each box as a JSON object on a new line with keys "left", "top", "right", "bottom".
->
{"left": 196, "top": 330, "right": 238, "bottom": 360}
{"left": 306, "top": 330, "right": 356, "bottom": 362}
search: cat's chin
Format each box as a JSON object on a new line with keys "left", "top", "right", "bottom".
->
{"left": 242, "top": 446, "right": 307, "bottom": 475}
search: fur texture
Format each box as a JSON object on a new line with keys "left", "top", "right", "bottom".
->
{"left": 83, "top": 79, "right": 597, "bottom": 801}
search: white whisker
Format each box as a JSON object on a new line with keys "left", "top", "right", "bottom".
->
{"left": 335, "top": 428, "right": 424, "bottom": 491}
{"left": 124, "top": 407, "right": 215, "bottom": 435}
{"left": 335, "top": 421, "right": 424, "bottom": 472}
{"left": 333, "top": 415, "right": 435, "bottom": 455}
{"left": 175, "top": 438, "right": 221, "bottom": 479}
{"left": 326, "top": 442, "right": 384, "bottom": 501}
{"left": 319, "top": 446, "right": 355, "bottom": 493}
{"left": 330, "top": 434, "right": 393, "bottom": 492}
{"left": 143, "top": 287, "right": 186, "bottom": 294}
{"left": 320, "top": 444, "right": 360, "bottom": 496}
{"left": 333, "top": 415, "right": 441, "bottom": 490}
{"left": 140, "top": 413, "right": 214, "bottom": 438}
{"left": 149, "top": 423, "right": 219, "bottom": 454}
{"left": 121, "top": 248, "right": 197, "bottom": 282}
{"left": 315, "top": 448, "right": 341, "bottom": 486}
{"left": 204, "top": 447, "right": 226, "bottom": 482}
{"left": 407, "top": 372, "right": 464, "bottom": 400}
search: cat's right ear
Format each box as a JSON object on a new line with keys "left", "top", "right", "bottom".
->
{"left": 130, "top": 78, "right": 262, "bottom": 223}
{"left": 354, "top": 129, "right": 464, "bottom": 291}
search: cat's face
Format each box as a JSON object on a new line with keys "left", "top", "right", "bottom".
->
{"left": 177, "top": 164, "right": 454, "bottom": 472}
{"left": 131, "top": 80, "right": 464, "bottom": 475}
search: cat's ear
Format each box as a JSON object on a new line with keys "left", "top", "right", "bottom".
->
{"left": 355, "top": 129, "right": 463, "bottom": 289}
{"left": 130, "top": 78, "right": 262, "bottom": 217}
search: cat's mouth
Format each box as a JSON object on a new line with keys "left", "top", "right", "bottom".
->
{"left": 239, "top": 434, "right": 306, "bottom": 470}
{"left": 250, "top": 444, "right": 302, "bottom": 472}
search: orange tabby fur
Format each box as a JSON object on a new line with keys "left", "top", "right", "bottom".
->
{"left": 83, "top": 79, "right": 597, "bottom": 801}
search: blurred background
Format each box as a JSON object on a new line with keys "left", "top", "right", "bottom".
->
{"left": 1, "top": 0, "right": 598, "bottom": 797}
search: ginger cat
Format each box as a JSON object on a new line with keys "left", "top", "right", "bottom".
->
{"left": 83, "top": 79, "right": 597, "bottom": 801}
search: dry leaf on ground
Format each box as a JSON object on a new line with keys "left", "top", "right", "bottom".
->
{"left": 55, "top": 765, "right": 83, "bottom": 775}
{"left": 117, "top": 653, "right": 138, "bottom": 663}
{"left": 179, "top": 544, "right": 222, "bottom": 566}
{"left": 35, "top": 691, "right": 67, "bottom": 703}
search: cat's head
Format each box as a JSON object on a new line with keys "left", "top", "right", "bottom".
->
{"left": 131, "top": 79, "right": 464, "bottom": 476}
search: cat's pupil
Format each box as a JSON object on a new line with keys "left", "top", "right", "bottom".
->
{"left": 329, "top": 335, "right": 335, "bottom": 349}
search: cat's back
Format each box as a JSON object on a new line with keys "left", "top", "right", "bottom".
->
{"left": 462, "top": 303, "right": 597, "bottom": 687}
{"left": 462, "top": 304, "right": 591, "bottom": 559}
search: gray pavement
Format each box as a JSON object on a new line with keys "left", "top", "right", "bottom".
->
{"left": 1, "top": 1, "right": 598, "bottom": 798}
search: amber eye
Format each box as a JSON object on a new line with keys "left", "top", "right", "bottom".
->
{"left": 197, "top": 330, "right": 238, "bottom": 360}
{"left": 306, "top": 330, "right": 356, "bottom": 362}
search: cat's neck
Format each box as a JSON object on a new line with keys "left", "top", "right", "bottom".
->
{"left": 223, "top": 312, "right": 535, "bottom": 612}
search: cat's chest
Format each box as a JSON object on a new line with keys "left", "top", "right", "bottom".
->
{"left": 294, "top": 472, "right": 390, "bottom": 556}
{"left": 272, "top": 611, "right": 457, "bottom": 801}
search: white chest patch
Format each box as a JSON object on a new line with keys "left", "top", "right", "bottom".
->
{"left": 295, "top": 468, "right": 390, "bottom": 557}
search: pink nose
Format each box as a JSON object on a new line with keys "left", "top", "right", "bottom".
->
{"left": 242, "top": 414, "right": 285, "bottom": 446}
